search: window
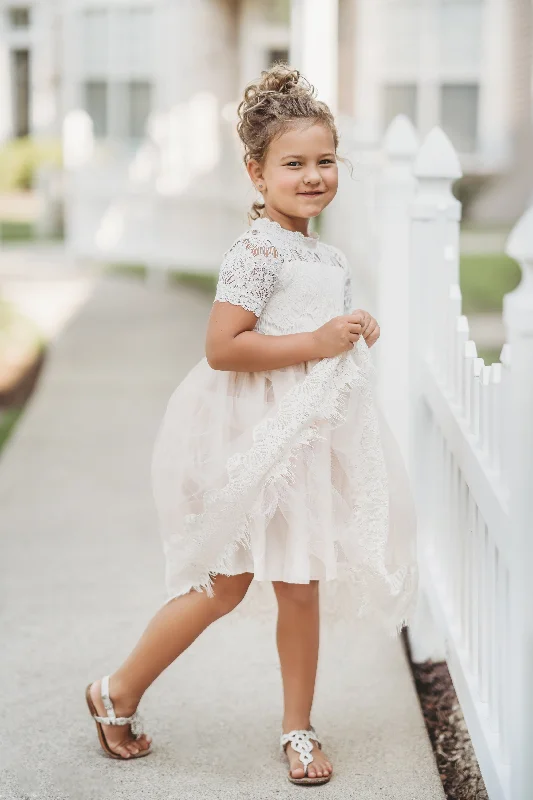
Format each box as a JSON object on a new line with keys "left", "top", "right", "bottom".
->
{"left": 80, "top": 6, "right": 154, "bottom": 140}
{"left": 12, "top": 49, "right": 30, "bottom": 137}
{"left": 8, "top": 6, "right": 30, "bottom": 28}
{"left": 128, "top": 81, "right": 152, "bottom": 139}
{"left": 268, "top": 48, "right": 289, "bottom": 68}
{"left": 383, "top": 84, "right": 418, "bottom": 129}
{"left": 84, "top": 81, "right": 108, "bottom": 137}
{"left": 440, "top": 84, "right": 479, "bottom": 153}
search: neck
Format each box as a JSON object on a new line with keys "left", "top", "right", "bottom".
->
{"left": 262, "top": 206, "right": 312, "bottom": 237}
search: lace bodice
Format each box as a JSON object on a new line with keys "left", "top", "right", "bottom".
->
{"left": 214, "top": 217, "right": 353, "bottom": 336}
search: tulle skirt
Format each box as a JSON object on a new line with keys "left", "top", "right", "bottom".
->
{"left": 151, "top": 340, "right": 418, "bottom": 636}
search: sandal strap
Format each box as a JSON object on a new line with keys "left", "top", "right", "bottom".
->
{"left": 93, "top": 675, "right": 144, "bottom": 737}
{"left": 280, "top": 727, "right": 321, "bottom": 776}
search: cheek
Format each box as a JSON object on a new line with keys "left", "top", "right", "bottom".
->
{"left": 272, "top": 169, "right": 300, "bottom": 193}
{"left": 325, "top": 167, "right": 339, "bottom": 192}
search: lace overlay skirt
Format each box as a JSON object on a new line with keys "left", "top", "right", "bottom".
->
{"left": 150, "top": 341, "right": 418, "bottom": 636}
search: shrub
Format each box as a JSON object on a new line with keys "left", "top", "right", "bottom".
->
{"left": 0, "top": 137, "right": 62, "bottom": 191}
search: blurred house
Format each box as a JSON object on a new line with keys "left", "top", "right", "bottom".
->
{"left": 0, "top": 1, "right": 61, "bottom": 141}
{"left": 0, "top": 0, "right": 530, "bottom": 260}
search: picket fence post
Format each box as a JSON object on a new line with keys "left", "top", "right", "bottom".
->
{"left": 406, "top": 127, "right": 462, "bottom": 662}
{"left": 503, "top": 204, "right": 533, "bottom": 800}
{"left": 375, "top": 114, "right": 419, "bottom": 463}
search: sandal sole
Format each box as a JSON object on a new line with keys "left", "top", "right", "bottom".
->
{"left": 288, "top": 774, "right": 331, "bottom": 785}
{"left": 85, "top": 682, "right": 152, "bottom": 760}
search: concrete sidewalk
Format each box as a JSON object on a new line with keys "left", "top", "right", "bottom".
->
{"left": 0, "top": 265, "right": 444, "bottom": 799}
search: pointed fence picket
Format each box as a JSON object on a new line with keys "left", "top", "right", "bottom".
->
{"left": 374, "top": 116, "right": 533, "bottom": 800}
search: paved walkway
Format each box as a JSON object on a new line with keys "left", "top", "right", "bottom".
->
{"left": 0, "top": 252, "right": 444, "bottom": 799}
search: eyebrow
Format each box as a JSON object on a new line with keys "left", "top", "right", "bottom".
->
{"left": 280, "top": 153, "right": 336, "bottom": 159}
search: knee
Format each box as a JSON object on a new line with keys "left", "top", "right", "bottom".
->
{"left": 273, "top": 580, "right": 319, "bottom": 609}
{"left": 208, "top": 573, "right": 253, "bottom": 618}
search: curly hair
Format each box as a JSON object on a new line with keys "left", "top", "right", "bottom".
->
{"left": 236, "top": 63, "right": 340, "bottom": 222}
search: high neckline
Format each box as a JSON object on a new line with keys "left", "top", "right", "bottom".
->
{"left": 252, "top": 216, "right": 320, "bottom": 248}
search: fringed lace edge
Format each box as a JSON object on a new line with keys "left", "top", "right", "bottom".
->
{"left": 164, "top": 339, "right": 418, "bottom": 635}
{"left": 169, "top": 347, "right": 369, "bottom": 599}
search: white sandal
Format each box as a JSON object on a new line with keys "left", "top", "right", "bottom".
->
{"left": 85, "top": 675, "right": 151, "bottom": 760}
{"left": 280, "top": 726, "right": 331, "bottom": 785}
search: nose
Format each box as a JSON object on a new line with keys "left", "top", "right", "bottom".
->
{"left": 303, "top": 169, "right": 321, "bottom": 186}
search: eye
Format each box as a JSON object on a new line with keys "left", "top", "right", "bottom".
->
{"left": 286, "top": 161, "right": 301, "bottom": 167}
{"left": 320, "top": 159, "right": 335, "bottom": 165}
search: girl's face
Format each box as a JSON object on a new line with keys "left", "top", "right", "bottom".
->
{"left": 248, "top": 121, "right": 338, "bottom": 231}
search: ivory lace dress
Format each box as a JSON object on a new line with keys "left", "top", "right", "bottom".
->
{"left": 151, "top": 217, "right": 418, "bottom": 635}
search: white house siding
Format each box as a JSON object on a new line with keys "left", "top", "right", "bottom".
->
{"left": 239, "top": 0, "right": 290, "bottom": 89}
{"left": 350, "top": 0, "right": 512, "bottom": 173}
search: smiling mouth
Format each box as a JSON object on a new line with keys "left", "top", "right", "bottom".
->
{"left": 299, "top": 191, "right": 324, "bottom": 196}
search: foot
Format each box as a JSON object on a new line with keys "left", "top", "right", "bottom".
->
{"left": 89, "top": 678, "right": 152, "bottom": 758}
{"left": 283, "top": 734, "right": 333, "bottom": 781}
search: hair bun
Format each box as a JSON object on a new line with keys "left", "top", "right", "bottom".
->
{"left": 255, "top": 64, "right": 309, "bottom": 97}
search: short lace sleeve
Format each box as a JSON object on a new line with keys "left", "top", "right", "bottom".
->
{"left": 214, "top": 233, "right": 281, "bottom": 316}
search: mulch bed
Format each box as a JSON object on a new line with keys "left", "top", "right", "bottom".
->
{"left": 403, "top": 631, "right": 488, "bottom": 800}
{"left": 0, "top": 347, "right": 45, "bottom": 407}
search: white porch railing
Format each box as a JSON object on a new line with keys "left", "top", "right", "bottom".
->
{"left": 372, "top": 116, "right": 533, "bottom": 800}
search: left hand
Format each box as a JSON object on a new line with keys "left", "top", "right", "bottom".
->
{"left": 351, "top": 309, "right": 380, "bottom": 348}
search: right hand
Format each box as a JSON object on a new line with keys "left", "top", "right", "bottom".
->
{"left": 312, "top": 314, "right": 364, "bottom": 358}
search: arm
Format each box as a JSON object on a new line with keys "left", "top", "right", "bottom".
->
{"left": 206, "top": 302, "right": 318, "bottom": 371}
{"left": 205, "top": 301, "right": 364, "bottom": 372}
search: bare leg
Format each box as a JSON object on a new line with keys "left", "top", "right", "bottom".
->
{"left": 89, "top": 572, "right": 253, "bottom": 758}
{"left": 272, "top": 581, "right": 333, "bottom": 780}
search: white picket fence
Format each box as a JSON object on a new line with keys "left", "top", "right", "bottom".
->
{"left": 372, "top": 115, "right": 533, "bottom": 800}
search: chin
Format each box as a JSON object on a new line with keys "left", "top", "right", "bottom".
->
{"left": 298, "top": 205, "right": 326, "bottom": 218}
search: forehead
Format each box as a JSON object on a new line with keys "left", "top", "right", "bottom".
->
{"left": 267, "top": 122, "right": 335, "bottom": 159}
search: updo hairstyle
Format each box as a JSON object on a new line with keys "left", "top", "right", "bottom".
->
{"left": 236, "top": 63, "right": 340, "bottom": 221}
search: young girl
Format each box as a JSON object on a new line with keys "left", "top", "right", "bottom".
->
{"left": 86, "top": 64, "right": 418, "bottom": 786}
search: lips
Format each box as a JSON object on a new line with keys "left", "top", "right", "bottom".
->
{"left": 299, "top": 191, "right": 323, "bottom": 196}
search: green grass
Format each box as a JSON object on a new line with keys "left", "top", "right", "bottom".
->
{"left": 459, "top": 253, "right": 521, "bottom": 314}
{"left": 105, "top": 263, "right": 147, "bottom": 279}
{"left": 106, "top": 263, "right": 219, "bottom": 296}
{"left": 477, "top": 347, "right": 503, "bottom": 366}
{"left": 169, "top": 271, "right": 218, "bottom": 296}
{"left": 0, "top": 407, "right": 23, "bottom": 452}
{"left": 0, "top": 220, "right": 34, "bottom": 241}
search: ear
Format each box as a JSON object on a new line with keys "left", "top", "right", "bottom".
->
{"left": 247, "top": 159, "right": 264, "bottom": 188}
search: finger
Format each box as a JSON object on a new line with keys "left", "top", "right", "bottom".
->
{"left": 348, "top": 332, "right": 360, "bottom": 342}
{"left": 366, "top": 328, "right": 380, "bottom": 347}
{"left": 348, "top": 323, "right": 363, "bottom": 334}
{"left": 363, "top": 321, "right": 377, "bottom": 338}
{"left": 347, "top": 312, "right": 365, "bottom": 325}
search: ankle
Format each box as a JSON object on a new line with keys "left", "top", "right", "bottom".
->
{"left": 107, "top": 674, "right": 142, "bottom": 714}
{"left": 282, "top": 716, "right": 312, "bottom": 733}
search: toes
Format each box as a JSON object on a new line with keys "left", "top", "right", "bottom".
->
{"left": 291, "top": 766, "right": 305, "bottom": 778}
{"left": 126, "top": 742, "right": 140, "bottom": 755}
{"left": 137, "top": 734, "right": 151, "bottom": 750}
